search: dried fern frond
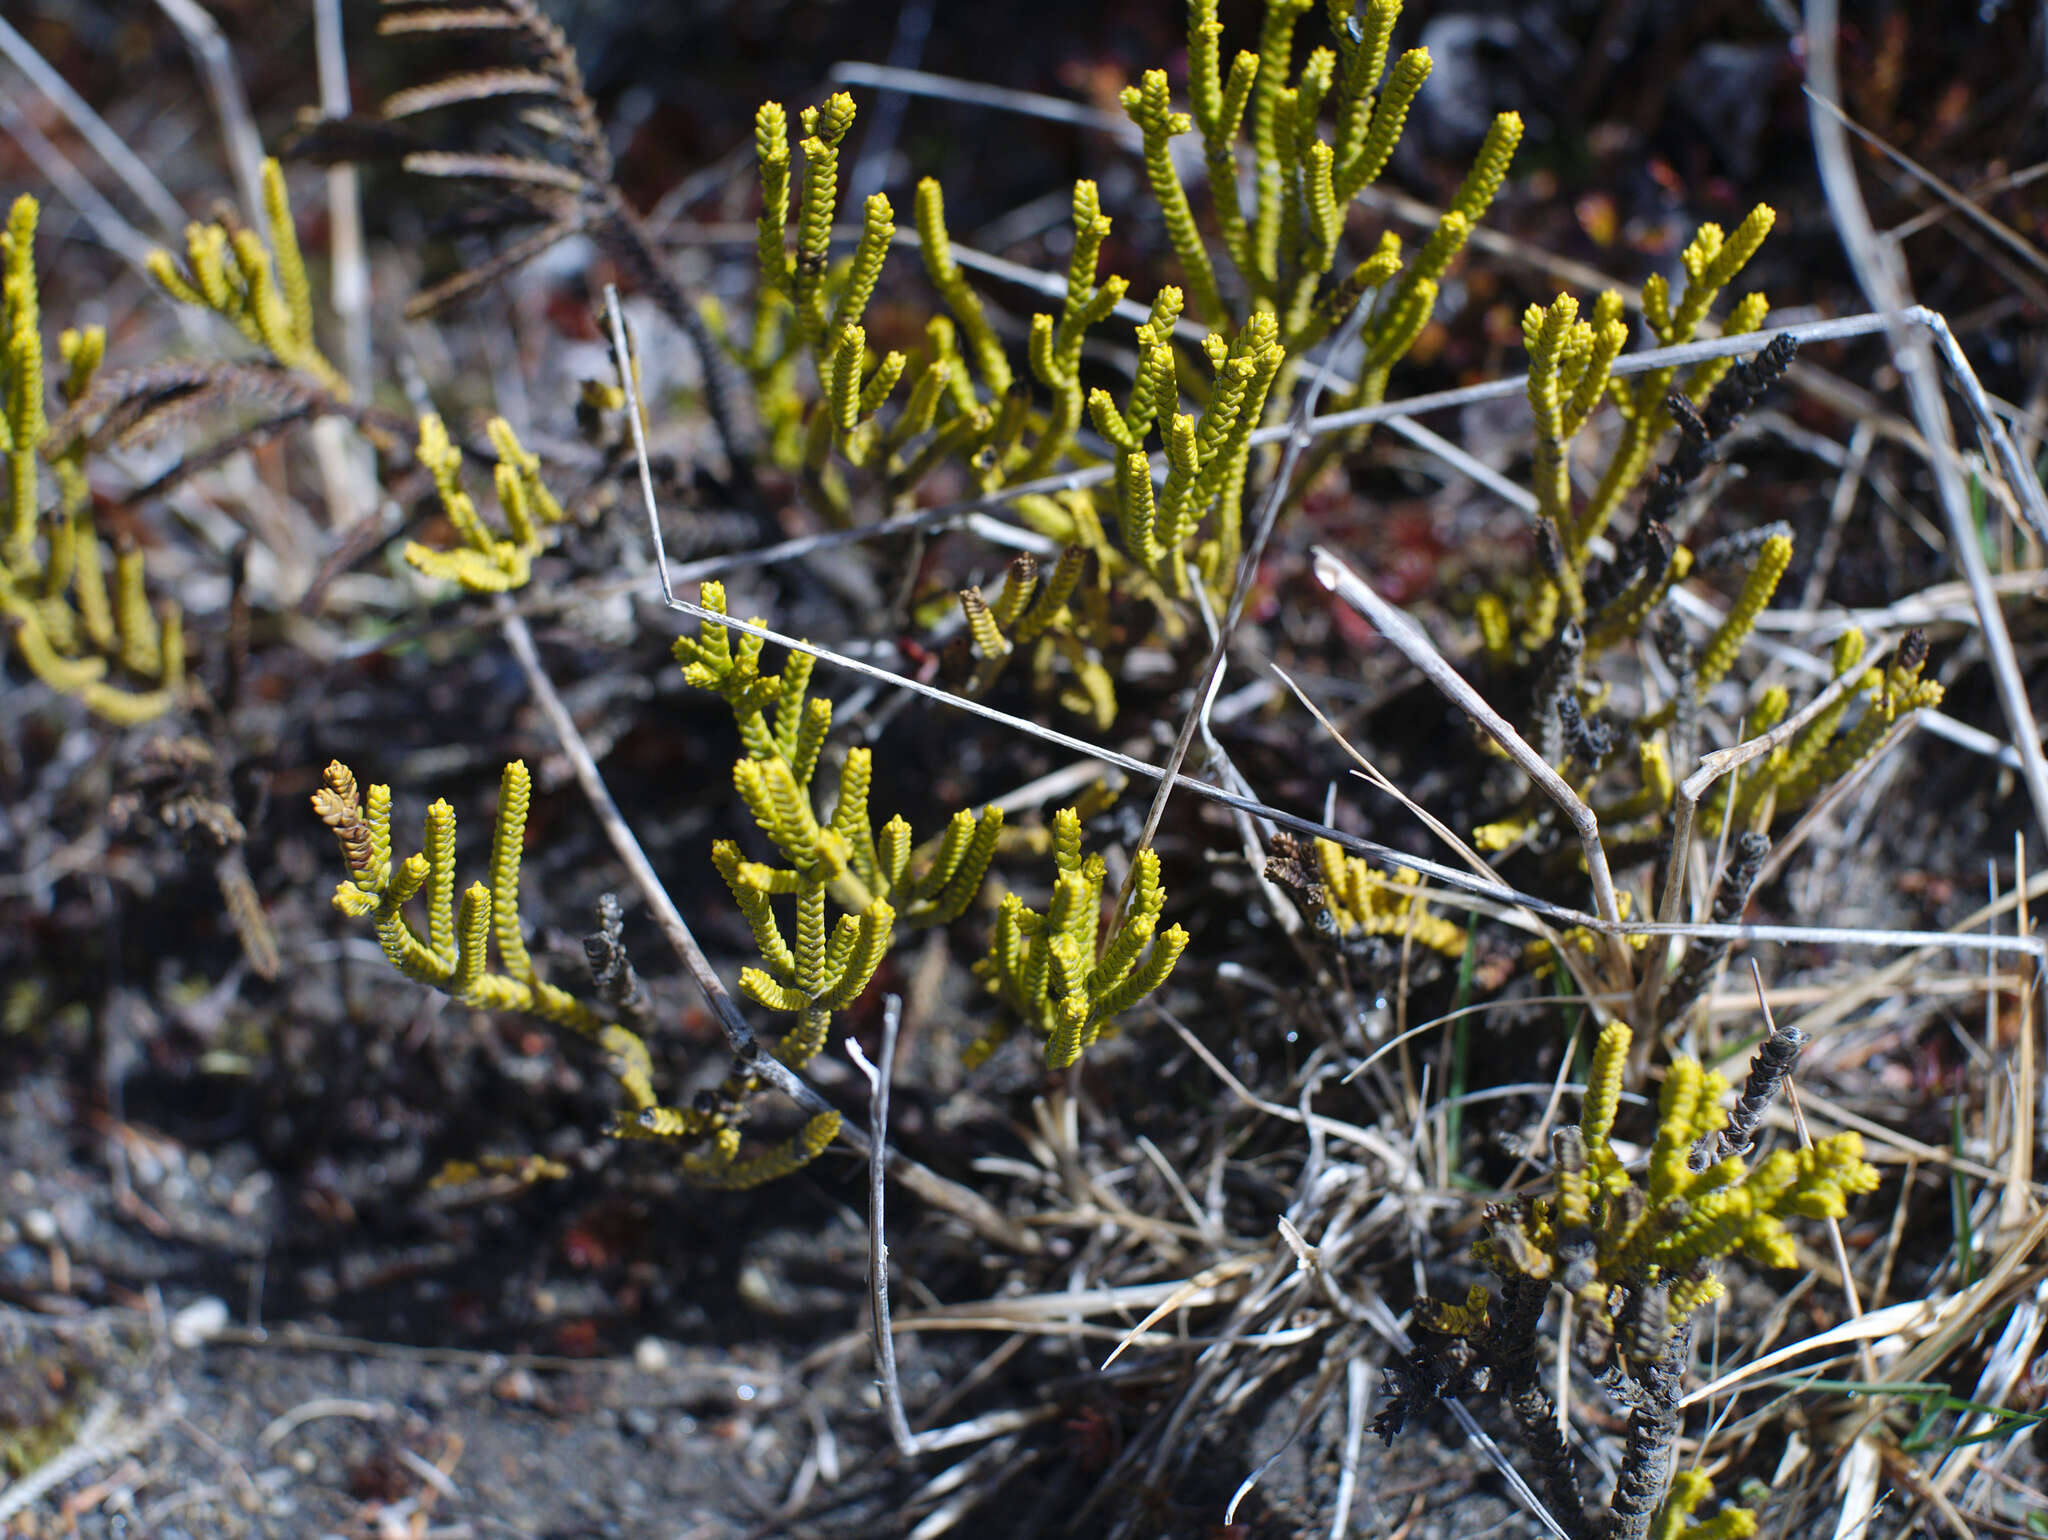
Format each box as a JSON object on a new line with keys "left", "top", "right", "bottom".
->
{"left": 50, "top": 360, "right": 341, "bottom": 453}
{"left": 370, "top": 0, "right": 753, "bottom": 476}
{"left": 378, "top": 0, "right": 607, "bottom": 182}
{"left": 382, "top": 69, "right": 570, "bottom": 121}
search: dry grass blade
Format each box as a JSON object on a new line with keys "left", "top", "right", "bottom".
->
{"left": 0, "top": 13, "right": 188, "bottom": 235}
{"left": 2004, "top": 837, "right": 2037, "bottom": 1232}
{"left": 1683, "top": 1201, "right": 2048, "bottom": 1509}
{"left": 1761, "top": 964, "right": 1875, "bottom": 1392}
{"left": 1808, "top": 91, "right": 2048, "bottom": 286}
{"left": 1328, "top": 1357, "right": 1372, "bottom": 1540}
{"left": 1834, "top": 1437, "right": 1883, "bottom": 1540}
{"left": 828, "top": 60, "right": 1140, "bottom": 144}
{"left": 1805, "top": 9, "right": 2048, "bottom": 851}
{"left": 1678, "top": 1298, "right": 1956, "bottom": 1409}
{"left": 1310, "top": 544, "right": 1631, "bottom": 985}
{"left": 1099, "top": 1254, "right": 1266, "bottom": 1370}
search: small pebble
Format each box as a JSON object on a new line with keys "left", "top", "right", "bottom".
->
{"left": 169, "top": 1296, "right": 230, "bottom": 1348}
{"left": 494, "top": 1367, "right": 539, "bottom": 1404}
{"left": 632, "top": 1336, "right": 670, "bottom": 1373}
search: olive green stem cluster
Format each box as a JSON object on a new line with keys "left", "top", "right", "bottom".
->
{"left": 973, "top": 809, "right": 1188, "bottom": 1070}
{"left": 314, "top": 757, "right": 841, "bottom": 1190}
{"left": 716, "top": 0, "right": 1526, "bottom": 635}
{"left": 1575, "top": 209, "right": 1775, "bottom": 563}
{"left": 148, "top": 158, "right": 346, "bottom": 397}
{"left": 1112, "top": 310, "right": 1287, "bottom": 594}
{"left": 684, "top": 579, "right": 1182, "bottom": 1076}
{"left": 1710, "top": 627, "right": 1944, "bottom": 834}
{"left": 1489, "top": 1021, "right": 1879, "bottom": 1327}
{"left": 1396, "top": 1019, "right": 1873, "bottom": 1540}
{"left": 317, "top": 758, "right": 613, "bottom": 1035}
{"left": 680, "top": 582, "right": 996, "bottom": 1069}
{"left": 1310, "top": 836, "right": 1466, "bottom": 957}
{"left": 954, "top": 547, "right": 1119, "bottom": 730}
{"left": 1646, "top": 1471, "right": 1760, "bottom": 1540}
{"left": 402, "top": 413, "right": 567, "bottom": 593}
{"left": 1479, "top": 208, "right": 1776, "bottom": 664}
{"left": 676, "top": 580, "right": 1002, "bottom": 1176}
{"left": 1, "top": 195, "right": 184, "bottom": 723}
{"left": 1523, "top": 292, "right": 1630, "bottom": 571}
{"left": 1128, "top": 0, "right": 1518, "bottom": 374}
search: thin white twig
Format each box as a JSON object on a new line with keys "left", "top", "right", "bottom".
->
{"left": 847, "top": 996, "right": 918, "bottom": 1459}
{"left": 1920, "top": 306, "right": 2048, "bottom": 549}
{"left": 605, "top": 288, "right": 676, "bottom": 606}
{"left": 1807, "top": 91, "right": 2048, "bottom": 293}
{"left": 313, "top": 0, "right": 370, "bottom": 402}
